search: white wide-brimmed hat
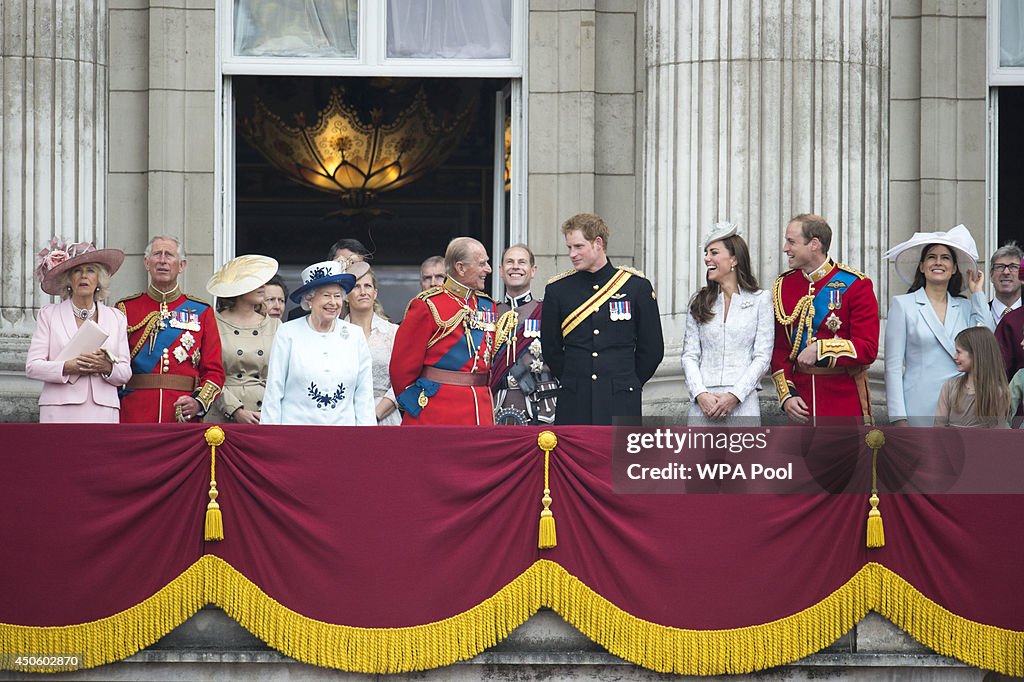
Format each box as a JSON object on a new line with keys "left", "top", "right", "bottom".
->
{"left": 883, "top": 224, "right": 980, "bottom": 286}
{"left": 290, "top": 261, "right": 357, "bottom": 303}
{"left": 702, "top": 221, "right": 741, "bottom": 250}
{"left": 206, "top": 255, "right": 279, "bottom": 298}
{"left": 36, "top": 237, "right": 125, "bottom": 296}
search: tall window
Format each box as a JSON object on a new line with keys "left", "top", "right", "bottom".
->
{"left": 217, "top": 0, "right": 526, "bottom": 304}
{"left": 988, "top": 1, "right": 1024, "bottom": 250}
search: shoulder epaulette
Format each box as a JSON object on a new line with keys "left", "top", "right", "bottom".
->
{"left": 836, "top": 263, "right": 868, "bottom": 280}
{"left": 117, "top": 292, "right": 144, "bottom": 307}
{"left": 185, "top": 294, "right": 212, "bottom": 306}
{"left": 415, "top": 286, "right": 443, "bottom": 301}
{"left": 547, "top": 268, "right": 577, "bottom": 284}
{"left": 476, "top": 290, "right": 494, "bottom": 302}
{"left": 618, "top": 265, "right": 647, "bottom": 279}
{"left": 777, "top": 269, "right": 798, "bottom": 279}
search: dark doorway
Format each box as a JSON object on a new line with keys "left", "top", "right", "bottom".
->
{"left": 998, "top": 88, "right": 1024, "bottom": 249}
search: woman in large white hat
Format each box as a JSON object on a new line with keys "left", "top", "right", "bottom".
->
{"left": 205, "top": 255, "right": 280, "bottom": 424}
{"left": 25, "top": 238, "right": 131, "bottom": 423}
{"left": 261, "top": 260, "right": 375, "bottom": 425}
{"left": 680, "top": 222, "right": 774, "bottom": 424}
{"left": 883, "top": 224, "right": 995, "bottom": 426}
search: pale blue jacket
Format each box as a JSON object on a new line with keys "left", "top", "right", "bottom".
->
{"left": 884, "top": 289, "right": 994, "bottom": 425}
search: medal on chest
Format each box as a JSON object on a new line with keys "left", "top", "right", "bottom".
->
{"left": 610, "top": 300, "right": 632, "bottom": 321}
{"left": 523, "top": 318, "right": 540, "bottom": 338}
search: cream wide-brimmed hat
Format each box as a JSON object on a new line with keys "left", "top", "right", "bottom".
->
{"left": 36, "top": 237, "right": 125, "bottom": 296}
{"left": 883, "top": 224, "right": 980, "bottom": 287}
{"left": 701, "top": 221, "right": 741, "bottom": 250}
{"left": 206, "top": 255, "right": 279, "bottom": 298}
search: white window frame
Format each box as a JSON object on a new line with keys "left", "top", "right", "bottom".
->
{"left": 214, "top": 0, "right": 528, "bottom": 266}
{"left": 989, "top": 0, "right": 1024, "bottom": 85}
{"left": 986, "top": 0, "right": 1024, "bottom": 269}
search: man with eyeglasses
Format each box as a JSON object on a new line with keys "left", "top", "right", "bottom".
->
{"left": 994, "top": 246, "right": 1024, "bottom": 418}
{"left": 989, "top": 242, "right": 1023, "bottom": 323}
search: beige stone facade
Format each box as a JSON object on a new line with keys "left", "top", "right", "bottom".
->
{"left": 0, "top": 1, "right": 996, "bottom": 420}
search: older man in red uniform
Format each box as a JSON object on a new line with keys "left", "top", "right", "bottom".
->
{"left": 391, "top": 237, "right": 497, "bottom": 425}
{"left": 117, "top": 236, "right": 224, "bottom": 423}
{"left": 771, "top": 214, "right": 879, "bottom": 425}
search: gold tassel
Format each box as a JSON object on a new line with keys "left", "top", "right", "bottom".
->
{"left": 204, "top": 426, "right": 226, "bottom": 542}
{"left": 864, "top": 429, "right": 885, "bottom": 548}
{"left": 537, "top": 431, "right": 558, "bottom": 549}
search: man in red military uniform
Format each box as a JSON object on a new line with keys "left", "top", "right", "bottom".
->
{"left": 117, "top": 236, "right": 225, "bottom": 423}
{"left": 390, "top": 237, "right": 497, "bottom": 425}
{"left": 771, "top": 214, "right": 879, "bottom": 425}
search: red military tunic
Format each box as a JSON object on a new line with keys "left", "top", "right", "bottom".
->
{"left": 770, "top": 259, "right": 879, "bottom": 423}
{"left": 390, "top": 277, "right": 496, "bottom": 425}
{"left": 117, "top": 287, "right": 225, "bottom": 423}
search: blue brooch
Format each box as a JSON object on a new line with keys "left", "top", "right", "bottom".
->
{"left": 308, "top": 381, "right": 345, "bottom": 408}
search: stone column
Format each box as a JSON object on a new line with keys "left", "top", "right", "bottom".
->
{"left": 644, "top": 0, "right": 890, "bottom": 336}
{"left": 0, "top": 0, "right": 107, "bottom": 418}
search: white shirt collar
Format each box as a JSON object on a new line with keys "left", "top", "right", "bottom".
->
{"left": 992, "top": 296, "right": 1022, "bottom": 322}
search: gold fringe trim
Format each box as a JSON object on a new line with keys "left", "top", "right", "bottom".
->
{"left": 2, "top": 559, "right": 1021, "bottom": 675}
{"left": 0, "top": 558, "right": 208, "bottom": 672}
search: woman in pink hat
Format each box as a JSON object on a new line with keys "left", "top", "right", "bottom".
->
{"left": 24, "top": 238, "right": 132, "bottom": 422}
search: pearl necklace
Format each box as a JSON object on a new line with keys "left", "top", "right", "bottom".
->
{"left": 71, "top": 301, "right": 96, "bottom": 320}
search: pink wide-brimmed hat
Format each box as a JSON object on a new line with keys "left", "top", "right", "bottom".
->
{"left": 35, "top": 237, "right": 125, "bottom": 296}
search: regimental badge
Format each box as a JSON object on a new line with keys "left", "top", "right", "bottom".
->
{"left": 529, "top": 339, "right": 542, "bottom": 357}
{"left": 530, "top": 357, "right": 544, "bottom": 373}
{"left": 173, "top": 346, "right": 189, "bottom": 364}
{"left": 610, "top": 300, "right": 632, "bottom": 321}
{"left": 191, "top": 349, "right": 201, "bottom": 368}
{"left": 523, "top": 318, "right": 540, "bottom": 338}
{"left": 179, "top": 331, "right": 196, "bottom": 351}
{"left": 825, "top": 312, "right": 843, "bottom": 333}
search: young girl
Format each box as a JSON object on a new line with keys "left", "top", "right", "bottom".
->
{"left": 934, "top": 327, "right": 1011, "bottom": 428}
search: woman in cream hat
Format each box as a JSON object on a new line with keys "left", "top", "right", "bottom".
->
{"left": 883, "top": 224, "right": 995, "bottom": 426}
{"left": 680, "top": 221, "right": 774, "bottom": 424}
{"left": 25, "top": 237, "right": 131, "bottom": 422}
{"left": 205, "top": 254, "right": 280, "bottom": 423}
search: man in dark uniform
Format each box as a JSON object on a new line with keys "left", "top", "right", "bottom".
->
{"left": 492, "top": 244, "right": 558, "bottom": 425}
{"left": 541, "top": 213, "right": 664, "bottom": 425}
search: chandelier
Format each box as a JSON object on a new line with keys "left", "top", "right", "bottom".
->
{"left": 241, "top": 85, "right": 477, "bottom": 211}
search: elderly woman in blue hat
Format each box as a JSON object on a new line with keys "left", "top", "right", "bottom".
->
{"left": 680, "top": 221, "right": 774, "bottom": 424}
{"left": 261, "top": 260, "right": 375, "bottom": 425}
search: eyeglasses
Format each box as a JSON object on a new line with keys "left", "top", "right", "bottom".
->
{"left": 991, "top": 263, "right": 1021, "bottom": 273}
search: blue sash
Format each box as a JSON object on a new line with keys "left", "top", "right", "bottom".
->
{"left": 789, "top": 269, "right": 858, "bottom": 353}
{"left": 131, "top": 299, "right": 209, "bottom": 375}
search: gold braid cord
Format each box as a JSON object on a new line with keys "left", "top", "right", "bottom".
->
{"left": 494, "top": 310, "right": 519, "bottom": 353}
{"left": 772, "top": 277, "right": 815, "bottom": 361}
{"left": 123, "top": 311, "right": 161, "bottom": 359}
{"left": 424, "top": 298, "right": 469, "bottom": 350}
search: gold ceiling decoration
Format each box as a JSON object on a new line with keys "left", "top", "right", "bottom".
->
{"left": 241, "top": 86, "right": 477, "bottom": 211}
